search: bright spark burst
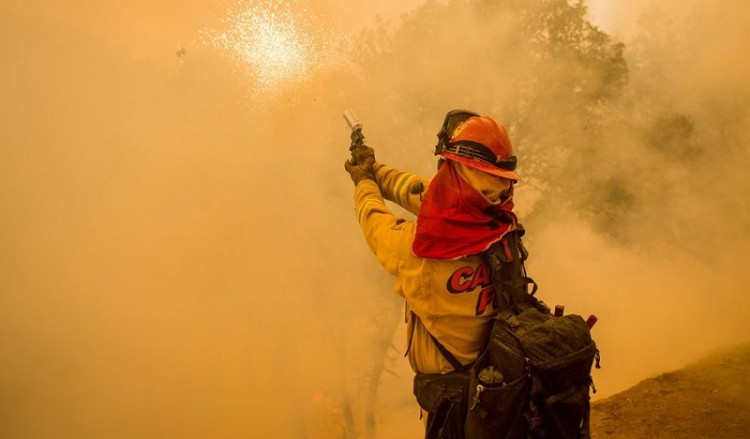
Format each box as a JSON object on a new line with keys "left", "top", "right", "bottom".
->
{"left": 208, "top": 0, "right": 342, "bottom": 98}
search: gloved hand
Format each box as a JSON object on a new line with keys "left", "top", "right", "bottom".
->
{"left": 344, "top": 158, "right": 375, "bottom": 185}
{"left": 350, "top": 145, "right": 376, "bottom": 167}
{"left": 344, "top": 145, "right": 377, "bottom": 185}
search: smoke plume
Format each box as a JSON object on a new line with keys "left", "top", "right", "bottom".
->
{"left": 1, "top": 0, "right": 749, "bottom": 437}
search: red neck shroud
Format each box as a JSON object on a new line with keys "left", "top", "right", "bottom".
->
{"left": 412, "top": 161, "right": 517, "bottom": 260}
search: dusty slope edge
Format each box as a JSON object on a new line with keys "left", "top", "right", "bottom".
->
{"left": 590, "top": 342, "right": 750, "bottom": 438}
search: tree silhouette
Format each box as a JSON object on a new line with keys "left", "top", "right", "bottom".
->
{"left": 351, "top": 0, "right": 629, "bottom": 234}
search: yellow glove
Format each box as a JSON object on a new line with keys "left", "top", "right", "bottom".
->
{"left": 344, "top": 145, "right": 377, "bottom": 185}
{"left": 351, "top": 145, "right": 375, "bottom": 167}
{"left": 344, "top": 158, "right": 375, "bottom": 185}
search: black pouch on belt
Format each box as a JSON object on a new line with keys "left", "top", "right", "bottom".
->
{"left": 414, "top": 372, "right": 470, "bottom": 439}
{"left": 413, "top": 371, "right": 469, "bottom": 412}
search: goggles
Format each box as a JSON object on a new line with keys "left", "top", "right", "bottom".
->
{"left": 435, "top": 109, "right": 480, "bottom": 152}
{"left": 441, "top": 142, "right": 518, "bottom": 171}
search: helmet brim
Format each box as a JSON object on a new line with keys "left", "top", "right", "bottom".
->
{"left": 440, "top": 152, "right": 521, "bottom": 180}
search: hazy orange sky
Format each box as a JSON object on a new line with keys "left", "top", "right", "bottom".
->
{"left": 1, "top": 0, "right": 429, "bottom": 60}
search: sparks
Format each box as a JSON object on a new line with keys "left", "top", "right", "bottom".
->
{"left": 208, "top": 0, "right": 342, "bottom": 98}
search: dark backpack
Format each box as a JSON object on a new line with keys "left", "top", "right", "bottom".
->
{"left": 463, "top": 226, "right": 600, "bottom": 439}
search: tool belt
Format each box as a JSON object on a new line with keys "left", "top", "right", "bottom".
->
{"left": 413, "top": 370, "right": 470, "bottom": 412}
{"left": 414, "top": 371, "right": 470, "bottom": 439}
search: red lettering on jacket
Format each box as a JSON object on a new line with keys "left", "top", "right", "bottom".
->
{"left": 447, "top": 266, "right": 474, "bottom": 293}
{"left": 470, "top": 263, "right": 490, "bottom": 290}
{"left": 475, "top": 286, "right": 495, "bottom": 316}
{"left": 446, "top": 263, "right": 495, "bottom": 315}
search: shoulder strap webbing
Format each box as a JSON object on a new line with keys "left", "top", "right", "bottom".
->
{"left": 485, "top": 226, "right": 538, "bottom": 313}
{"left": 427, "top": 331, "right": 472, "bottom": 372}
{"left": 411, "top": 312, "right": 472, "bottom": 372}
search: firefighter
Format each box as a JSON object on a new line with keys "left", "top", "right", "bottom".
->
{"left": 344, "top": 110, "right": 521, "bottom": 438}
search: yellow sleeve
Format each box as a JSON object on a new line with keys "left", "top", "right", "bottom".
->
{"left": 373, "top": 164, "right": 429, "bottom": 216}
{"left": 354, "top": 178, "right": 416, "bottom": 279}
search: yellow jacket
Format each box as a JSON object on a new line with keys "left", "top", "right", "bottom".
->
{"left": 354, "top": 164, "right": 499, "bottom": 374}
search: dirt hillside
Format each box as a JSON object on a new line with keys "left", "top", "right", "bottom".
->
{"left": 590, "top": 342, "right": 750, "bottom": 438}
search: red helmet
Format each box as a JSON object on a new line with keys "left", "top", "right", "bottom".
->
{"left": 435, "top": 110, "right": 520, "bottom": 180}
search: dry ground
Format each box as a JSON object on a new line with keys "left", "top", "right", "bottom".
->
{"left": 590, "top": 342, "right": 750, "bottom": 438}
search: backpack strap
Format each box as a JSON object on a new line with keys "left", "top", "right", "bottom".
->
{"left": 485, "top": 225, "right": 540, "bottom": 313}
{"left": 411, "top": 312, "right": 472, "bottom": 372}
{"left": 426, "top": 330, "right": 473, "bottom": 372}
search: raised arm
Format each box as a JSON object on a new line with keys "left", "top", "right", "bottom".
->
{"left": 373, "top": 163, "right": 429, "bottom": 216}
{"left": 351, "top": 179, "right": 417, "bottom": 281}
{"left": 344, "top": 149, "right": 419, "bottom": 280}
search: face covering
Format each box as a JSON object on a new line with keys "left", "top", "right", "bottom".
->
{"left": 412, "top": 160, "right": 518, "bottom": 260}
{"left": 453, "top": 161, "right": 512, "bottom": 203}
